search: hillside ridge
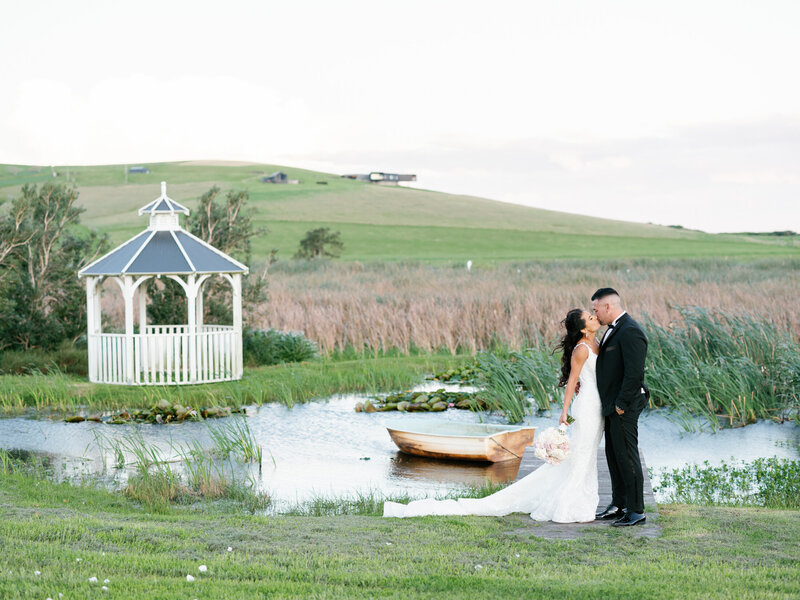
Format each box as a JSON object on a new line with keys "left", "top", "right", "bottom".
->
{"left": 1, "top": 161, "right": 796, "bottom": 262}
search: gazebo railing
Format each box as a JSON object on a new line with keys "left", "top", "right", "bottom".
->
{"left": 89, "top": 325, "right": 241, "bottom": 385}
{"left": 144, "top": 324, "right": 231, "bottom": 335}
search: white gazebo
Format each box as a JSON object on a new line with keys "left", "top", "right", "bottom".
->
{"left": 78, "top": 182, "right": 249, "bottom": 385}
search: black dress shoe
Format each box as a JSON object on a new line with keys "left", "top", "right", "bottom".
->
{"left": 595, "top": 504, "right": 625, "bottom": 520}
{"left": 612, "top": 511, "right": 646, "bottom": 527}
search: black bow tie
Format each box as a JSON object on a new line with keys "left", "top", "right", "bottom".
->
{"left": 607, "top": 323, "right": 615, "bottom": 329}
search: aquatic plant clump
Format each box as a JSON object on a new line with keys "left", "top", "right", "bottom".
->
{"left": 65, "top": 398, "right": 245, "bottom": 424}
{"left": 355, "top": 389, "right": 490, "bottom": 413}
{"left": 429, "top": 364, "right": 482, "bottom": 383}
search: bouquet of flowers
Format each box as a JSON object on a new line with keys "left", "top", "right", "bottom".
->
{"left": 533, "top": 423, "right": 571, "bottom": 465}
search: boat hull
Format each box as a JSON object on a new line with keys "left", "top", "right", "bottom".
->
{"left": 386, "top": 424, "right": 535, "bottom": 463}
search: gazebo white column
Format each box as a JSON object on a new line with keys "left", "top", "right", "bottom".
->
{"left": 196, "top": 280, "right": 204, "bottom": 331}
{"left": 122, "top": 275, "right": 136, "bottom": 384}
{"left": 85, "top": 276, "right": 99, "bottom": 381}
{"left": 138, "top": 284, "right": 148, "bottom": 333}
{"left": 186, "top": 274, "right": 197, "bottom": 382}
{"left": 231, "top": 273, "right": 243, "bottom": 378}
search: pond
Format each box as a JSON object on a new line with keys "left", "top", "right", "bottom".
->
{"left": 1, "top": 383, "right": 797, "bottom": 509}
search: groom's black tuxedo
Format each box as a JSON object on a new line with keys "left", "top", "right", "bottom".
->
{"left": 596, "top": 313, "right": 648, "bottom": 515}
{"left": 596, "top": 313, "right": 648, "bottom": 417}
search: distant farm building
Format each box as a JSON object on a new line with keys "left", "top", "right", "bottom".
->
{"left": 262, "top": 171, "right": 298, "bottom": 184}
{"left": 341, "top": 172, "right": 417, "bottom": 186}
{"left": 128, "top": 166, "right": 150, "bottom": 174}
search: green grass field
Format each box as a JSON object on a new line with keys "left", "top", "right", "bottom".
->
{"left": 2, "top": 161, "right": 797, "bottom": 262}
{"left": 1, "top": 472, "right": 798, "bottom": 599}
{"left": 0, "top": 354, "right": 470, "bottom": 412}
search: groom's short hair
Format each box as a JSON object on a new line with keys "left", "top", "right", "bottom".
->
{"left": 591, "top": 287, "right": 619, "bottom": 301}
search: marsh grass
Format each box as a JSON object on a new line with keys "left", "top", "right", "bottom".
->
{"left": 476, "top": 353, "right": 531, "bottom": 423}
{"left": 115, "top": 431, "right": 187, "bottom": 511}
{"left": 170, "top": 439, "right": 271, "bottom": 513}
{"left": 255, "top": 258, "right": 800, "bottom": 353}
{"left": 0, "top": 354, "right": 469, "bottom": 412}
{"left": 91, "top": 429, "right": 126, "bottom": 469}
{"left": 454, "top": 307, "right": 799, "bottom": 429}
{"left": 208, "top": 417, "right": 263, "bottom": 465}
{"left": 89, "top": 428, "right": 270, "bottom": 512}
{"left": 0, "top": 448, "right": 12, "bottom": 474}
{"left": 507, "top": 350, "right": 561, "bottom": 412}
{"left": 653, "top": 458, "right": 800, "bottom": 508}
{"left": 0, "top": 342, "right": 88, "bottom": 376}
{"left": 643, "top": 307, "right": 800, "bottom": 429}
{"left": 0, "top": 447, "right": 55, "bottom": 480}
{"left": 124, "top": 467, "right": 190, "bottom": 511}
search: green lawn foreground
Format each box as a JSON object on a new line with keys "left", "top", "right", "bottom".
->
{"left": 0, "top": 474, "right": 798, "bottom": 599}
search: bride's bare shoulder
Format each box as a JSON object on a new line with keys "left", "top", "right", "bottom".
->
{"left": 571, "top": 343, "right": 590, "bottom": 361}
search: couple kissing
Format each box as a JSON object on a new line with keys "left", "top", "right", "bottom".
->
{"left": 384, "top": 287, "right": 648, "bottom": 526}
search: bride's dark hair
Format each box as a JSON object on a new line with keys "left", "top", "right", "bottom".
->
{"left": 556, "top": 309, "right": 586, "bottom": 387}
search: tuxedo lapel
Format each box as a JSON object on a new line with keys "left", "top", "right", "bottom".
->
{"left": 601, "top": 313, "right": 629, "bottom": 347}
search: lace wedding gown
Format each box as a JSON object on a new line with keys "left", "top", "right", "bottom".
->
{"left": 383, "top": 344, "right": 603, "bottom": 522}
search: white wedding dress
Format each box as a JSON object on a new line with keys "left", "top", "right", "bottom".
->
{"left": 383, "top": 343, "right": 603, "bottom": 522}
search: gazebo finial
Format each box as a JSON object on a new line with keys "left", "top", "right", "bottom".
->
{"left": 136, "top": 180, "right": 190, "bottom": 230}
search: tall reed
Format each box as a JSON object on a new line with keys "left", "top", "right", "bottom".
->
{"left": 475, "top": 353, "right": 530, "bottom": 423}
{"left": 117, "top": 431, "right": 187, "bottom": 511}
{"left": 507, "top": 350, "right": 561, "bottom": 411}
{"left": 643, "top": 308, "right": 800, "bottom": 429}
{"left": 208, "top": 418, "right": 263, "bottom": 465}
{"left": 92, "top": 429, "right": 269, "bottom": 511}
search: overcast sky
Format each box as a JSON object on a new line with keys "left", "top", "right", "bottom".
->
{"left": 2, "top": 1, "right": 799, "bottom": 233}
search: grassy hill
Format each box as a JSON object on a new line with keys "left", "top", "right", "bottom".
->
{"left": 1, "top": 161, "right": 797, "bottom": 263}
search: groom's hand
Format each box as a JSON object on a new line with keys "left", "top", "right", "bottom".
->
{"left": 615, "top": 406, "right": 625, "bottom": 415}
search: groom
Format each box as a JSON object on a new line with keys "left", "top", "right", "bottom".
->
{"left": 591, "top": 288, "right": 649, "bottom": 527}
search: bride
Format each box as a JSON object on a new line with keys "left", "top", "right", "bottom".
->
{"left": 383, "top": 309, "right": 603, "bottom": 522}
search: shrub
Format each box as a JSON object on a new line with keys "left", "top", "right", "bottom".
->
{"left": 294, "top": 227, "right": 343, "bottom": 259}
{"left": 0, "top": 341, "right": 88, "bottom": 376}
{"left": 243, "top": 328, "right": 316, "bottom": 366}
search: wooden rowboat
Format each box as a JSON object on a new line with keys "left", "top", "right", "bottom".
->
{"left": 386, "top": 420, "right": 535, "bottom": 463}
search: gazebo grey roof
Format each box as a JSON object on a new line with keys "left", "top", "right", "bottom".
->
{"left": 79, "top": 183, "right": 247, "bottom": 277}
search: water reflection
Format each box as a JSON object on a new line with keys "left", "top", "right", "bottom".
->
{"left": 389, "top": 452, "right": 520, "bottom": 485}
